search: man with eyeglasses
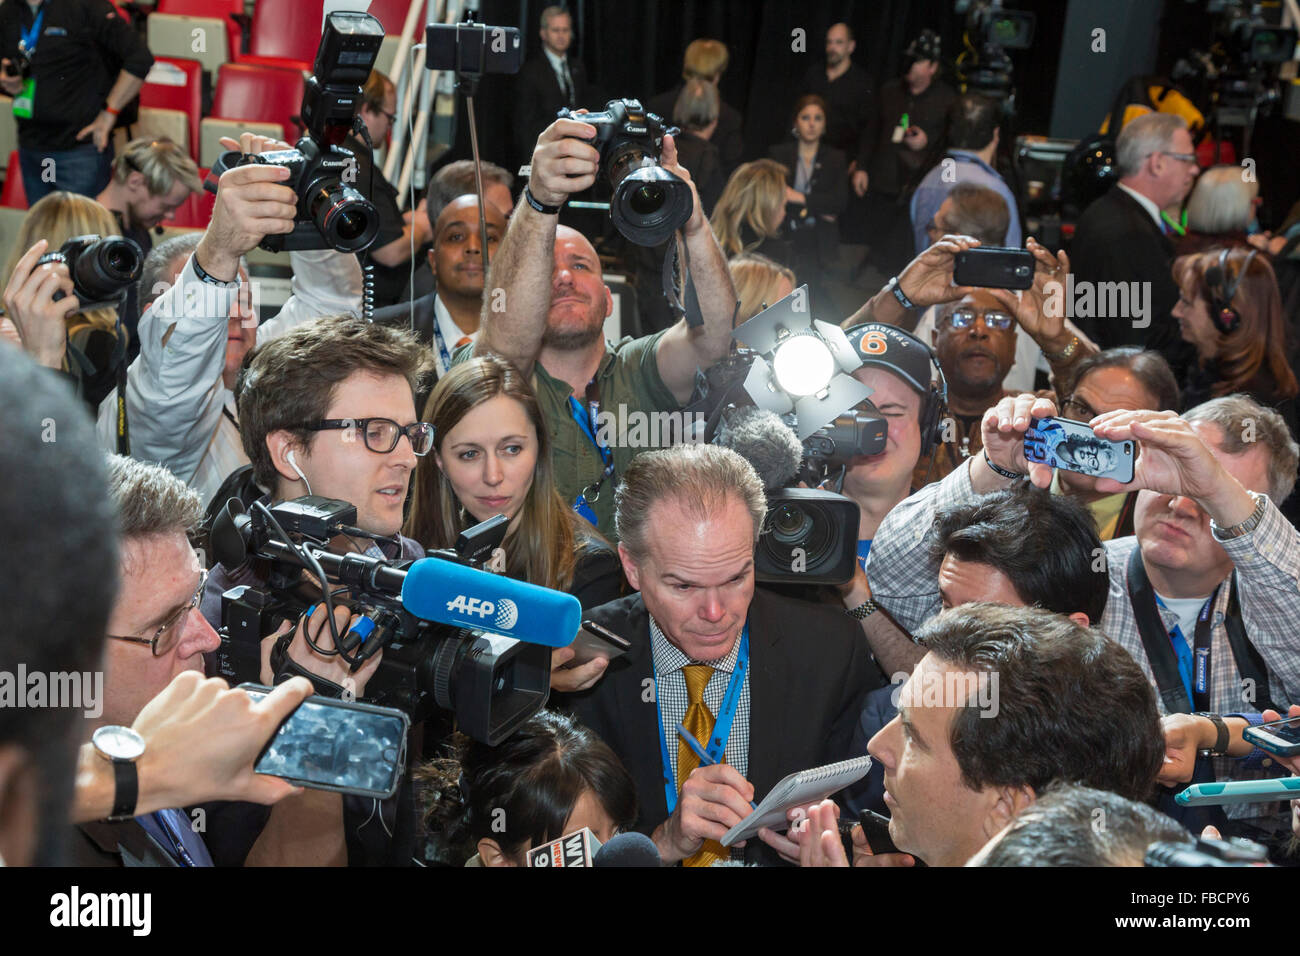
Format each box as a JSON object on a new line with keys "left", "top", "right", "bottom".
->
{"left": 350, "top": 69, "right": 433, "bottom": 308}
{"left": 1070, "top": 112, "right": 1200, "bottom": 380}
{"left": 921, "top": 289, "right": 1019, "bottom": 483}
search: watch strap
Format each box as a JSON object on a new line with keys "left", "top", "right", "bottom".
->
{"left": 108, "top": 758, "right": 138, "bottom": 821}
{"left": 846, "top": 598, "right": 880, "bottom": 620}
{"left": 1193, "top": 712, "right": 1229, "bottom": 756}
{"left": 1210, "top": 492, "right": 1266, "bottom": 541}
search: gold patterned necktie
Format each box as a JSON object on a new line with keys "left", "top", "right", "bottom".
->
{"left": 678, "top": 664, "right": 728, "bottom": 867}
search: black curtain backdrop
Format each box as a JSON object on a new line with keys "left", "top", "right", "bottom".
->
{"left": 433, "top": 0, "right": 1067, "bottom": 182}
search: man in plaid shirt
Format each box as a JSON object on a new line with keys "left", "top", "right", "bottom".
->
{"left": 869, "top": 390, "right": 1300, "bottom": 844}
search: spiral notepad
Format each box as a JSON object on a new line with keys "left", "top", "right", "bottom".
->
{"left": 721, "top": 755, "right": 873, "bottom": 846}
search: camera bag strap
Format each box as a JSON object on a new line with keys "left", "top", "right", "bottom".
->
{"left": 1126, "top": 545, "right": 1194, "bottom": 714}
{"left": 1221, "top": 572, "right": 1280, "bottom": 714}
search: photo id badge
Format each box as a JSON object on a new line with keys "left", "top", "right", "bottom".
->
{"left": 891, "top": 122, "right": 905, "bottom": 144}
{"left": 12, "top": 77, "right": 34, "bottom": 118}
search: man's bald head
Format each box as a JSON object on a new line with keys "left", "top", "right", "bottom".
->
{"left": 544, "top": 225, "right": 612, "bottom": 351}
{"left": 430, "top": 194, "right": 507, "bottom": 300}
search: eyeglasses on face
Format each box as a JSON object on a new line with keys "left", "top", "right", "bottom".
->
{"left": 944, "top": 308, "right": 1014, "bottom": 331}
{"left": 107, "top": 568, "right": 208, "bottom": 657}
{"left": 1062, "top": 396, "right": 1098, "bottom": 421}
{"left": 1157, "top": 150, "right": 1198, "bottom": 165}
{"left": 299, "top": 418, "right": 435, "bottom": 456}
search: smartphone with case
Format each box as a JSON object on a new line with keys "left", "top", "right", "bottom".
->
{"left": 240, "top": 683, "right": 409, "bottom": 799}
{"left": 1024, "top": 416, "right": 1135, "bottom": 483}
{"left": 952, "top": 246, "right": 1035, "bottom": 290}
{"left": 565, "top": 620, "right": 632, "bottom": 667}
{"left": 1243, "top": 715, "right": 1300, "bottom": 757}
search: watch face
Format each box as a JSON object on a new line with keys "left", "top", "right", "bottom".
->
{"left": 93, "top": 725, "right": 146, "bottom": 762}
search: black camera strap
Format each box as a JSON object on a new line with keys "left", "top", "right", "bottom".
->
{"left": 662, "top": 232, "right": 709, "bottom": 329}
{"left": 1126, "top": 548, "right": 1277, "bottom": 714}
{"left": 114, "top": 316, "right": 129, "bottom": 455}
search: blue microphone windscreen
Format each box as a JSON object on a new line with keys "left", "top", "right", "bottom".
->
{"left": 400, "top": 557, "right": 581, "bottom": 648}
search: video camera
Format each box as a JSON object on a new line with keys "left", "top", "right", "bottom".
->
{"left": 556, "top": 98, "right": 694, "bottom": 246}
{"left": 952, "top": 1, "right": 1036, "bottom": 110}
{"left": 36, "top": 234, "right": 144, "bottom": 312}
{"left": 207, "top": 11, "right": 384, "bottom": 253}
{"left": 210, "top": 495, "right": 573, "bottom": 745}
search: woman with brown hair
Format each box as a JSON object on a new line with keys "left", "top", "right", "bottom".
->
{"left": 1172, "top": 246, "right": 1299, "bottom": 436}
{"left": 406, "top": 354, "right": 624, "bottom": 656}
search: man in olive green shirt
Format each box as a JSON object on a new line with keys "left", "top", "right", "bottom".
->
{"left": 459, "top": 113, "right": 737, "bottom": 539}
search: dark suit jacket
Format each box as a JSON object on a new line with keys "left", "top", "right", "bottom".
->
{"left": 372, "top": 291, "right": 441, "bottom": 414}
{"left": 1069, "top": 185, "right": 1192, "bottom": 379}
{"left": 514, "top": 53, "right": 591, "bottom": 168}
{"left": 769, "top": 141, "right": 849, "bottom": 220}
{"left": 558, "top": 588, "right": 880, "bottom": 866}
{"left": 68, "top": 821, "right": 181, "bottom": 867}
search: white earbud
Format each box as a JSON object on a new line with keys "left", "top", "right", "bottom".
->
{"left": 286, "top": 450, "right": 313, "bottom": 496}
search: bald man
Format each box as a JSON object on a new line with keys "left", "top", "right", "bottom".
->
{"left": 372, "top": 194, "right": 507, "bottom": 379}
{"left": 460, "top": 118, "right": 738, "bottom": 540}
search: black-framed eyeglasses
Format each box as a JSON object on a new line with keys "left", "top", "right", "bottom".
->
{"left": 1062, "top": 396, "right": 1098, "bottom": 421}
{"left": 300, "top": 418, "right": 435, "bottom": 456}
{"left": 380, "top": 108, "right": 397, "bottom": 124}
{"left": 945, "top": 307, "right": 1014, "bottom": 331}
{"left": 107, "top": 568, "right": 207, "bottom": 657}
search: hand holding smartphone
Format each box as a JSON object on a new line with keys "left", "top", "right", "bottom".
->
{"left": 1024, "top": 416, "right": 1135, "bottom": 484}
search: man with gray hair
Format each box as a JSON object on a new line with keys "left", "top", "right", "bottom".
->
{"left": 1070, "top": 112, "right": 1200, "bottom": 377}
{"left": 560, "top": 443, "right": 881, "bottom": 866}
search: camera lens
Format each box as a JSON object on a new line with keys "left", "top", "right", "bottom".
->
{"left": 629, "top": 184, "right": 665, "bottom": 215}
{"left": 336, "top": 209, "right": 367, "bottom": 242}
{"left": 309, "top": 181, "right": 380, "bottom": 252}
{"left": 770, "top": 504, "right": 812, "bottom": 542}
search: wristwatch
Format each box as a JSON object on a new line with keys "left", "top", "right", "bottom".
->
{"left": 91, "top": 725, "right": 146, "bottom": 821}
{"left": 1192, "top": 712, "right": 1229, "bottom": 757}
{"left": 1210, "top": 491, "right": 1266, "bottom": 541}
{"left": 846, "top": 598, "right": 880, "bottom": 620}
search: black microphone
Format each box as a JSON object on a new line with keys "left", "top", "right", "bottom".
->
{"left": 713, "top": 406, "right": 803, "bottom": 492}
{"left": 592, "top": 832, "right": 662, "bottom": 867}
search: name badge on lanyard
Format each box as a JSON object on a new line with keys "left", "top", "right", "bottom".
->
{"left": 569, "top": 392, "right": 613, "bottom": 526}
{"left": 12, "top": 6, "right": 43, "bottom": 120}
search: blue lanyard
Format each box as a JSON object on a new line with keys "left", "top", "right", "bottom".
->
{"left": 431, "top": 316, "right": 453, "bottom": 374}
{"left": 654, "top": 623, "right": 749, "bottom": 816}
{"left": 20, "top": 5, "right": 44, "bottom": 56}
{"left": 567, "top": 393, "right": 612, "bottom": 469}
{"left": 1158, "top": 587, "right": 1220, "bottom": 710}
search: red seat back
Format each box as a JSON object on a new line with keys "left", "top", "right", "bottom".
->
{"left": 140, "top": 56, "right": 204, "bottom": 159}
{"left": 162, "top": 168, "right": 216, "bottom": 228}
{"left": 365, "top": 0, "right": 419, "bottom": 35}
{"left": 247, "top": 0, "right": 324, "bottom": 65}
{"left": 156, "top": 0, "right": 244, "bottom": 58}
{"left": 211, "top": 63, "right": 306, "bottom": 141}
{"left": 1, "top": 151, "right": 26, "bottom": 209}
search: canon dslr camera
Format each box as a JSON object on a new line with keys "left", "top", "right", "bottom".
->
{"left": 36, "top": 234, "right": 144, "bottom": 311}
{"left": 558, "top": 97, "right": 693, "bottom": 246}
{"left": 207, "top": 11, "right": 385, "bottom": 253}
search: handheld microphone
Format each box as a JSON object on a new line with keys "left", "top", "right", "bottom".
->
{"left": 714, "top": 405, "right": 803, "bottom": 492}
{"left": 592, "top": 832, "right": 662, "bottom": 867}
{"left": 526, "top": 827, "right": 600, "bottom": 867}
{"left": 401, "top": 557, "right": 581, "bottom": 648}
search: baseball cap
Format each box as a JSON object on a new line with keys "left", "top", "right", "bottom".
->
{"left": 844, "top": 323, "right": 936, "bottom": 398}
{"left": 905, "top": 29, "right": 942, "bottom": 63}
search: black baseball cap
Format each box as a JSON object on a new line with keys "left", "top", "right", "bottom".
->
{"left": 845, "top": 323, "right": 936, "bottom": 398}
{"left": 905, "top": 29, "right": 942, "bottom": 64}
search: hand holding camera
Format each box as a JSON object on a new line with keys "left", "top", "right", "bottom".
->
{"left": 3, "top": 238, "right": 78, "bottom": 369}
{"left": 197, "top": 157, "right": 297, "bottom": 282}
{"left": 894, "top": 234, "right": 983, "bottom": 309}
{"left": 530, "top": 115, "right": 601, "bottom": 207}
{"left": 978, "top": 392, "right": 1059, "bottom": 491}
{"left": 984, "top": 237, "right": 1072, "bottom": 346}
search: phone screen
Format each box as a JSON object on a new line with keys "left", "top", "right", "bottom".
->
{"left": 1024, "top": 416, "right": 1135, "bottom": 483}
{"left": 1252, "top": 716, "right": 1300, "bottom": 745}
{"left": 242, "top": 685, "right": 409, "bottom": 799}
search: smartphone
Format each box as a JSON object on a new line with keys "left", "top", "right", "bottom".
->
{"left": 858, "top": 809, "right": 900, "bottom": 856}
{"left": 1244, "top": 716, "right": 1300, "bottom": 757}
{"left": 952, "top": 246, "right": 1035, "bottom": 290}
{"left": 566, "top": 620, "right": 632, "bottom": 667}
{"left": 426, "top": 22, "right": 523, "bottom": 75}
{"left": 240, "top": 684, "right": 410, "bottom": 800}
{"left": 1024, "top": 416, "right": 1135, "bottom": 483}
{"left": 1175, "top": 776, "right": 1300, "bottom": 807}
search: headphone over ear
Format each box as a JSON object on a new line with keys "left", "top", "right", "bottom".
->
{"left": 1203, "top": 247, "right": 1257, "bottom": 335}
{"left": 917, "top": 351, "right": 949, "bottom": 458}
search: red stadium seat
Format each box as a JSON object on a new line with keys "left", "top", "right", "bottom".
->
{"left": 0, "top": 151, "right": 26, "bottom": 208}
{"left": 234, "top": 0, "right": 324, "bottom": 74}
{"left": 156, "top": 0, "right": 245, "bottom": 60}
{"left": 364, "top": 0, "right": 421, "bottom": 36}
{"left": 161, "top": 168, "right": 216, "bottom": 228}
{"left": 139, "top": 56, "right": 203, "bottom": 160}
{"left": 209, "top": 63, "right": 306, "bottom": 143}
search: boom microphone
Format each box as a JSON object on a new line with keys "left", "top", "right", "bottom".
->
{"left": 401, "top": 558, "right": 581, "bottom": 648}
{"left": 714, "top": 405, "right": 803, "bottom": 492}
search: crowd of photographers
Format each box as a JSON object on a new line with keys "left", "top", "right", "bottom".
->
{"left": 2, "top": 9, "right": 1300, "bottom": 870}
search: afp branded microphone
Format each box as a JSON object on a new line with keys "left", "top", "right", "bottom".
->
{"left": 527, "top": 828, "right": 600, "bottom": 867}
{"left": 714, "top": 406, "right": 802, "bottom": 491}
{"left": 400, "top": 558, "right": 581, "bottom": 647}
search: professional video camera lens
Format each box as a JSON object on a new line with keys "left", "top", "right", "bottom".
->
{"left": 771, "top": 503, "right": 813, "bottom": 541}
{"left": 306, "top": 180, "right": 380, "bottom": 253}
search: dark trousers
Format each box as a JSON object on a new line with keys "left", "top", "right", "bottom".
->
{"left": 20, "top": 142, "right": 114, "bottom": 203}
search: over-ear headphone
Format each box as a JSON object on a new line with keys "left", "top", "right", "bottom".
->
{"left": 1203, "top": 247, "right": 1257, "bottom": 335}
{"left": 917, "top": 350, "right": 949, "bottom": 458}
{"left": 846, "top": 323, "right": 949, "bottom": 457}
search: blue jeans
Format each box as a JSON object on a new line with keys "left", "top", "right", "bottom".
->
{"left": 19, "top": 142, "right": 114, "bottom": 204}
